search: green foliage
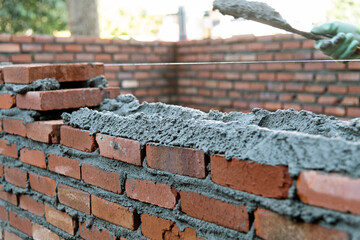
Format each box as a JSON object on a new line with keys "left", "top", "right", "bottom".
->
{"left": 327, "top": 0, "right": 360, "bottom": 26}
{"left": 0, "top": 0, "right": 68, "bottom": 34}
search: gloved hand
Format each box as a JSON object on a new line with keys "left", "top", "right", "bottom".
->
{"left": 311, "top": 21, "right": 360, "bottom": 59}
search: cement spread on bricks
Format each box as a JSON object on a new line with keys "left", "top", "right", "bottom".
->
{"left": 0, "top": 78, "right": 60, "bottom": 95}
{"left": 64, "top": 94, "right": 360, "bottom": 178}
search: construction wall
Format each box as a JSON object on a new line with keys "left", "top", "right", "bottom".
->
{"left": 0, "top": 63, "right": 359, "bottom": 239}
{"left": 0, "top": 33, "right": 360, "bottom": 118}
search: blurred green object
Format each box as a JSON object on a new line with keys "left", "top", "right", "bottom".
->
{"left": 0, "top": 0, "right": 68, "bottom": 34}
{"left": 311, "top": 21, "right": 360, "bottom": 59}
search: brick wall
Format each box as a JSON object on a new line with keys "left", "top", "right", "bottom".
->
{"left": 177, "top": 34, "right": 360, "bottom": 118}
{"left": 0, "top": 34, "right": 177, "bottom": 104}
{"left": 1, "top": 33, "right": 360, "bottom": 118}
{"left": 0, "top": 63, "right": 359, "bottom": 239}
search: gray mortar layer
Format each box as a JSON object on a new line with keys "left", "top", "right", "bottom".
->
{"left": 2, "top": 133, "right": 360, "bottom": 239}
{"left": 65, "top": 94, "right": 360, "bottom": 178}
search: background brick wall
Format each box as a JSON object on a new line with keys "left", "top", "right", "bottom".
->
{"left": 1, "top": 34, "right": 360, "bottom": 118}
{"left": 0, "top": 64, "right": 359, "bottom": 239}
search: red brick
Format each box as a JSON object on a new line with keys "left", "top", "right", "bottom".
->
{"left": 0, "top": 205, "right": 8, "bottom": 221}
{"left": 65, "top": 44, "right": 83, "bottom": 52}
{"left": 315, "top": 73, "right": 336, "bottom": 82}
{"left": 0, "top": 94, "right": 16, "bottom": 109}
{"left": 26, "top": 120, "right": 63, "bottom": 143}
{"left": 4, "top": 166, "right": 27, "bottom": 188}
{"left": 304, "top": 85, "right": 325, "bottom": 93}
{"left": 318, "top": 96, "right": 338, "bottom": 104}
{"left": 297, "top": 171, "right": 360, "bottom": 215}
{"left": 304, "top": 62, "right": 324, "bottom": 70}
{"left": 91, "top": 195, "right": 139, "bottom": 230}
{"left": 76, "top": 53, "right": 94, "bottom": 61}
{"left": 96, "top": 133, "right": 143, "bottom": 166}
{"left": 55, "top": 37, "right": 75, "bottom": 43}
{"left": 0, "top": 34, "right": 11, "bottom": 41}
{"left": 349, "top": 85, "right": 360, "bottom": 94}
{"left": 82, "top": 164, "right": 121, "bottom": 193}
{"left": 285, "top": 83, "right": 304, "bottom": 92}
{"left": 297, "top": 94, "right": 316, "bottom": 103}
{"left": 303, "top": 105, "right": 323, "bottom": 114}
{"left": 3, "top": 118, "right": 26, "bottom": 137}
{"left": 0, "top": 43, "right": 20, "bottom": 52}
{"left": 254, "top": 208, "right": 348, "bottom": 240}
{"left": 21, "top": 44, "right": 42, "bottom": 52}
{"left": 146, "top": 144, "right": 206, "bottom": 179}
{"left": 60, "top": 126, "right": 97, "bottom": 152}
{"left": 44, "top": 44, "right": 63, "bottom": 52}
{"left": 74, "top": 35, "right": 96, "bottom": 43}
{"left": 79, "top": 221, "right": 115, "bottom": 240}
{"left": 264, "top": 102, "right": 282, "bottom": 111}
{"left": 58, "top": 184, "right": 90, "bottom": 214}
{"left": 347, "top": 107, "right": 360, "bottom": 117}
{"left": 20, "top": 148, "right": 46, "bottom": 168}
{"left": 0, "top": 164, "right": 3, "bottom": 177}
{"left": 114, "top": 53, "right": 130, "bottom": 61}
{"left": 34, "top": 54, "right": 55, "bottom": 62}
{"left": 29, "top": 173, "right": 56, "bottom": 197}
{"left": 16, "top": 88, "right": 108, "bottom": 111}
{"left": 0, "top": 184, "right": 18, "bottom": 205}
{"left": 4, "top": 230, "right": 22, "bottom": 240}
{"left": 12, "top": 35, "right": 33, "bottom": 42}
{"left": 85, "top": 45, "right": 102, "bottom": 52}
{"left": 3, "top": 63, "right": 104, "bottom": 84}
{"left": 126, "top": 177, "right": 177, "bottom": 209}
{"left": 45, "top": 204, "right": 77, "bottom": 235}
{"left": 9, "top": 211, "right": 32, "bottom": 236}
{"left": 258, "top": 73, "right": 276, "bottom": 80}
{"left": 10, "top": 54, "right": 32, "bottom": 63}
{"left": 325, "top": 107, "right": 346, "bottom": 116}
{"left": 328, "top": 85, "right": 347, "bottom": 94}
{"left": 48, "top": 153, "right": 80, "bottom": 179}
{"left": 141, "top": 213, "right": 202, "bottom": 240}
{"left": 180, "top": 191, "right": 249, "bottom": 232}
{"left": 32, "top": 224, "right": 60, "bottom": 240}
{"left": 95, "top": 54, "right": 112, "bottom": 61}
{"left": 338, "top": 73, "right": 360, "bottom": 81}
{"left": 341, "top": 96, "right": 359, "bottom": 106}
{"left": 55, "top": 54, "right": 75, "bottom": 61}
{"left": 277, "top": 73, "right": 295, "bottom": 81}
{"left": 211, "top": 155, "right": 292, "bottom": 198}
{"left": 19, "top": 195, "right": 44, "bottom": 216}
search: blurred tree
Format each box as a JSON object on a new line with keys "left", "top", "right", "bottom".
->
{"left": 66, "top": 0, "right": 99, "bottom": 36}
{"left": 327, "top": 0, "right": 360, "bottom": 26}
{"left": 0, "top": 0, "right": 68, "bottom": 34}
{"left": 101, "top": 8, "right": 162, "bottom": 38}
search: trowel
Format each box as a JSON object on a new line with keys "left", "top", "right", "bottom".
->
{"left": 213, "top": 0, "right": 360, "bottom": 53}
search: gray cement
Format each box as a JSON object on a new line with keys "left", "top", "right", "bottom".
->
{"left": 0, "top": 78, "right": 60, "bottom": 95}
{"left": 213, "top": 0, "right": 324, "bottom": 40}
{"left": 64, "top": 94, "right": 360, "bottom": 178}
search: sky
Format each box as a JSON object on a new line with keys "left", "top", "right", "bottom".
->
{"left": 97, "top": 0, "right": 334, "bottom": 40}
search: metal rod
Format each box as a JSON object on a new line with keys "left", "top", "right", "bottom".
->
{"left": 104, "top": 58, "right": 360, "bottom": 66}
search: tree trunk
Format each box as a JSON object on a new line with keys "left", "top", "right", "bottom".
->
{"left": 66, "top": 0, "right": 99, "bottom": 36}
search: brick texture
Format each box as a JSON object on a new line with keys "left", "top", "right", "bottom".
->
{"left": 16, "top": 88, "right": 111, "bottom": 111}
{"left": 254, "top": 208, "right": 348, "bottom": 240}
{"left": 91, "top": 195, "right": 139, "bottom": 230}
{"left": 60, "top": 126, "right": 97, "bottom": 152}
{"left": 146, "top": 144, "right": 206, "bottom": 178}
{"left": 58, "top": 184, "right": 90, "bottom": 214}
{"left": 45, "top": 204, "right": 77, "bottom": 235}
{"left": 2, "top": 63, "right": 104, "bottom": 84}
{"left": 82, "top": 164, "right": 121, "bottom": 193}
{"left": 0, "top": 184, "right": 18, "bottom": 205}
{"left": 0, "top": 139, "right": 18, "bottom": 158}
{"left": 9, "top": 211, "right": 32, "bottom": 236}
{"left": 79, "top": 221, "right": 116, "bottom": 240}
{"left": 297, "top": 171, "right": 360, "bottom": 215}
{"left": 32, "top": 224, "right": 60, "bottom": 240}
{"left": 96, "top": 133, "right": 143, "bottom": 166}
{"left": 48, "top": 153, "right": 80, "bottom": 179}
{"left": 211, "top": 155, "right": 292, "bottom": 198}
{"left": 3, "top": 118, "right": 26, "bottom": 137}
{"left": 125, "top": 177, "right": 178, "bottom": 209}
{"left": 4, "top": 166, "right": 27, "bottom": 188}
{"left": 19, "top": 195, "right": 45, "bottom": 216}
{"left": 0, "top": 93, "right": 16, "bottom": 109}
{"left": 29, "top": 173, "right": 56, "bottom": 197}
{"left": 20, "top": 148, "right": 46, "bottom": 168}
{"left": 26, "top": 120, "right": 63, "bottom": 143}
{"left": 180, "top": 191, "right": 249, "bottom": 232}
